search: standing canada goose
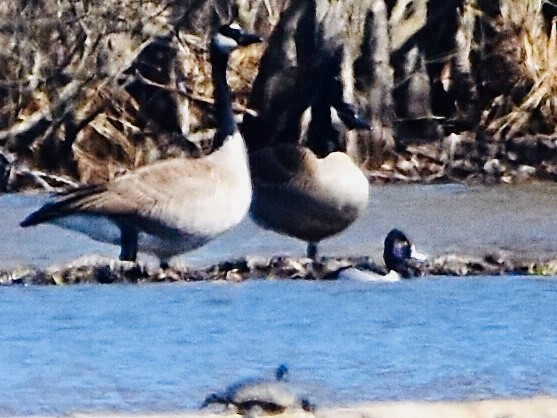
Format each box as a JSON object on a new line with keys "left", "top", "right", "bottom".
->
{"left": 303, "top": 46, "right": 372, "bottom": 158}
{"left": 248, "top": 52, "right": 371, "bottom": 260}
{"left": 201, "top": 364, "right": 315, "bottom": 416}
{"left": 249, "top": 141, "right": 370, "bottom": 259}
{"left": 20, "top": 24, "right": 262, "bottom": 266}
{"left": 337, "top": 229, "right": 428, "bottom": 281}
{"left": 245, "top": 8, "right": 371, "bottom": 259}
{"left": 248, "top": 90, "right": 371, "bottom": 260}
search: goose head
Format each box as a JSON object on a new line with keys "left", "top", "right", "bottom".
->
{"left": 211, "top": 23, "right": 263, "bottom": 55}
{"left": 333, "top": 101, "right": 372, "bottom": 131}
{"left": 383, "top": 229, "right": 427, "bottom": 278}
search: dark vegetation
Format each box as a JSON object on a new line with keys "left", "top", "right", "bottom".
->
{"left": 1, "top": 0, "right": 557, "bottom": 193}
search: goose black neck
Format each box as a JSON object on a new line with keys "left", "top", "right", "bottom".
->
{"left": 210, "top": 43, "right": 235, "bottom": 147}
{"left": 306, "top": 55, "right": 342, "bottom": 157}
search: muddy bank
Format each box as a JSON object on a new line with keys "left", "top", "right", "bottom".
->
{"left": 37, "top": 396, "right": 557, "bottom": 418}
{"left": 321, "top": 396, "right": 557, "bottom": 418}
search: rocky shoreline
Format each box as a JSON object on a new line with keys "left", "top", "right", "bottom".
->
{"left": 2, "top": 250, "right": 557, "bottom": 286}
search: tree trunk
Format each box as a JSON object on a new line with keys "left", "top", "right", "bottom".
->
{"left": 353, "top": 0, "right": 395, "bottom": 168}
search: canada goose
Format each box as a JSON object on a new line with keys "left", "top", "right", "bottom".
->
{"left": 249, "top": 141, "right": 369, "bottom": 259}
{"left": 337, "top": 229, "right": 428, "bottom": 281}
{"left": 20, "top": 24, "right": 262, "bottom": 266}
{"left": 248, "top": 52, "right": 370, "bottom": 260}
{"left": 201, "top": 364, "right": 314, "bottom": 415}
{"left": 241, "top": 0, "right": 318, "bottom": 152}
{"left": 245, "top": 11, "right": 371, "bottom": 259}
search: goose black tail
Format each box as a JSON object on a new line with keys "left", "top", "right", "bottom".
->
{"left": 20, "top": 184, "right": 103, "bottom": 227}
{"left": 20, "top": 201, "right": 64, "bottom": 227}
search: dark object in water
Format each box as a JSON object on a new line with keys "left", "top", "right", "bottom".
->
{"left": 201, "top": 364, "right": 315, "bottom": 415}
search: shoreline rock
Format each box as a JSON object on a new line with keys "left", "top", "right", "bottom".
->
{"left": 2, "top": 251, "right": 556, "bottom": 286}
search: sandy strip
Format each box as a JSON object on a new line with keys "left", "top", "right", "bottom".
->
{"left": 319, "top": 396, "right": 557, "bottom": 418}
{"left": 63, "top": 396, "right": 557, "bottom": 418}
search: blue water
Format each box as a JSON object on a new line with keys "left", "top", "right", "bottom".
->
{"left": 1, "top": 276, "right": 557, "bottom": 415}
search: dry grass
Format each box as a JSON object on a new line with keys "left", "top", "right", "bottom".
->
{"left": 0, "top": 0, "right": 173, "bottom": 179}
{"left": 2, "top": 0, "right": 557, "bottom": 187}
{"left": 0, "top": 0, "right": 266, "bottom": 184}
{"left": 484, "top": 0, "right": 557, "bottom": 139}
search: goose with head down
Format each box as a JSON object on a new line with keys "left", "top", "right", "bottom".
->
{"left": 20, "top": 24, "right": 262, "bottom": 267}
{"left": 248, "top": 52, "right": 371, "bottom": 259}
{"left": 249, "top": 141, "right": 370, "bottom": 259}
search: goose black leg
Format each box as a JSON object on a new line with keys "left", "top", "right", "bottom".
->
{"left": 307, "top": 242, "right": 318, "bottom": 259}
{"left": 119, "top": 224, "right": 138, "bottom": 262}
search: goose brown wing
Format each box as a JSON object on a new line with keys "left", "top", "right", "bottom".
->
{"left": 20, "top": 158, "right": 218, "bottom": 227}
{"left": 249, "top": 143, "right": 315, "bottom": 186}
{"left": 20, "top": 184, "right": 108, "bottom": 227}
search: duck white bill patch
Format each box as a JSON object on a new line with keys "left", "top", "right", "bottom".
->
{"left": 410, "top": 244, "right": 428, "bottom": 261}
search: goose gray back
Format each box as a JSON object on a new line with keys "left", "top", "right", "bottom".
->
{"left": 20, "top": 24, "right": 262, "bottom": 266}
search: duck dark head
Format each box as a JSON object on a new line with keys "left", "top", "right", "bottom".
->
{"left": 211, "top": 23, "right": 263, "bottom": 55}
{"left": 383, "top": 229, "right": 427, "bottom": 277}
